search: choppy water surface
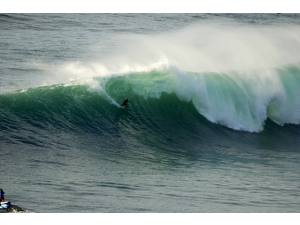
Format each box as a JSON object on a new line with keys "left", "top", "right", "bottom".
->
{"left": 0, "top": 14, "right": 300, "bottom": 212}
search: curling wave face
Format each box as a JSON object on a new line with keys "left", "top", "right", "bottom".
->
{"left": 1, "top": 65, "right": 300, "bottom": 134}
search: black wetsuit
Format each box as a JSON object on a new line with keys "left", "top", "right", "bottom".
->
{"left": 121, "top": 99, "right": 129, "bottom": 108}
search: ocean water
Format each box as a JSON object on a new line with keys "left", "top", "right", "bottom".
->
{"left": 0, "top": 14, "right": 300, "bottom": 212}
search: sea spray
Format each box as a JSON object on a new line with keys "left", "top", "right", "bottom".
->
{"left": 2, "top": 22, "right": 300, "bottom": 132}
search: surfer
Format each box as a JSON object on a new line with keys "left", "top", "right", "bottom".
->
{"left": 0, "top": 189, "right": 5, "bottom": 202}
{"left": 121, "top": 98, "right": 129, "bottom": 108}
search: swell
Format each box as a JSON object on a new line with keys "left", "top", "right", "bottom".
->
{"left": 0, "top": 14, "right": 33, "bottom": 22}
{"left": 0, "top": 85, "right": 117, "bottom": 133}
{"left": 0, "top": 14, "right": 56, "bottom": 31}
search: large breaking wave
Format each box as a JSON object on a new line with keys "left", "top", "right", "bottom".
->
{"left": 1, "top": 66, "right": 300, "bottom": 133}
{"left": 1, "top": 22, "right": 300, "bottom": 133}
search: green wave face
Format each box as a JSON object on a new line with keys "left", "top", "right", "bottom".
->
{"left": 1, "top": 66, "right": 300, "bottom": 134}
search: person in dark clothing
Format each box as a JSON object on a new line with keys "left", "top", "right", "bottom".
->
{"left": 0, "top": 189, "right": 5, "bottom": 202}
{"left": 121, "top": 98, "right": 129, "bottom": 108}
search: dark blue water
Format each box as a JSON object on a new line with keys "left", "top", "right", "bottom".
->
{"left": 0, "top": 14, "right": 300, "bottom": 212}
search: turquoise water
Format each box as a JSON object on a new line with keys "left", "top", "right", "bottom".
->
{"left": 0, "top": 14, "right": 300, "bottom": 212}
